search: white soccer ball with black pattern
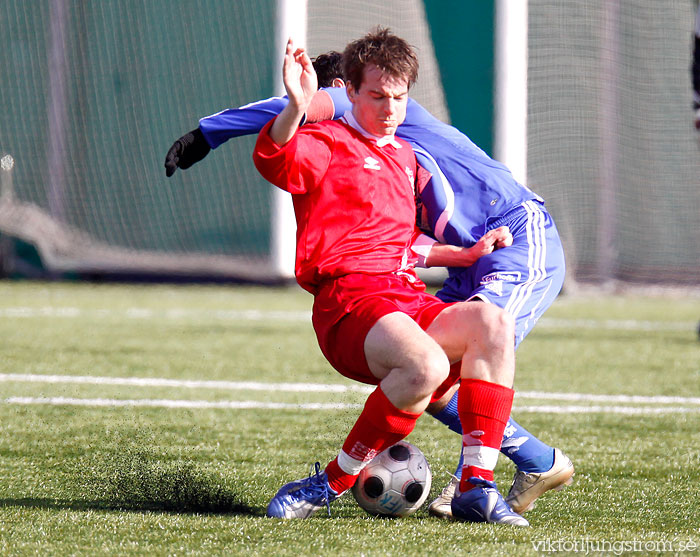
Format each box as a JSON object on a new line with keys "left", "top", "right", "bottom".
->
{"left": 351, "top": 441, "right": 432, "bottom": 517}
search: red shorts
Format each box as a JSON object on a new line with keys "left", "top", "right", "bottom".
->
{"left": 312, "top": 272, "right": 460, "bottom": 403}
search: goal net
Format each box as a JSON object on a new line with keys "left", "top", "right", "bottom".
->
{"left": 2, "top": 0, "right": 698, "bottom": 286}
{"left": 0, "top": 0, "right": 447, "bottom": 281}
{"left": 527, "top": 0, "right": 700, "bottom": 286}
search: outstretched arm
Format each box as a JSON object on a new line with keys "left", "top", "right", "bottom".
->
{"left": 165, "top": 91, "right": 332, "bottom": 177}
{"left": 423, "top": 226, "right": 513, "bottom": 268}
{"left": 268, "top": 39, "right": 318, "bottom": 146}
{"left": 166, "top": 40, "right": 323, "bottom": 176}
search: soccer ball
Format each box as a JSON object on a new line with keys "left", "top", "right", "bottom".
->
{"left": 351, "top": 441, "right": 432, "bottom": 517}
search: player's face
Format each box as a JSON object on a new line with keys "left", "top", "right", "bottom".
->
{"left": 347, "top": 65, "right": 408, "bottom": 137}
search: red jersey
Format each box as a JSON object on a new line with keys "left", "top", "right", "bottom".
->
{"left": 253, "top": 113, "right": 424, "bottom": 294}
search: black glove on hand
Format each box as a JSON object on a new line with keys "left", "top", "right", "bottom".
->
{"left": 164, "top": 127, "right": 211, "bottom": 177}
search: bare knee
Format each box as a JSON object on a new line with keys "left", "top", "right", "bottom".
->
{"left": 365, "top": 311, "right": 452, "bottom": 412}
{"left": 413, "top": 348, "right": 451, "bottom": 397}
{"left": 428, "top": 302, "right": 515, "bottom": 387}
{"left": 380, "top": 344, "right": 450, "bottom": 410}
{"left": 477, "top": 304, "right": 515, "bottom": 352}
{"left": 395, "top": 344, "right": 450, "bottom": 401}
{"left": 463, "top": 304, "right": 515, "bottom": 386}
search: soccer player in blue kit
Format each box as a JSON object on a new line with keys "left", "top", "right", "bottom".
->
{"left": 164, "top": 52, "right": 574, "bottom": 518}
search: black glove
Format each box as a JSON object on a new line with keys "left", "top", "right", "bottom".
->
{"left": 164, "top": 127, "right": 211, "bottom": 177}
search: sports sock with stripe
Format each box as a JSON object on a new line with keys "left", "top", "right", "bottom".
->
{"left": 432, "top": 389, "right": 555, "bottom": 477}
{"left": 457, "top": 378, "right": 513, "bottom": 492}
{"left": 325, "top": 386, "right": 420, "bottom": 495}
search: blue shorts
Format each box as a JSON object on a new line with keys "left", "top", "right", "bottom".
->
{"left": 436, "top": 200, "right": 565, "bottom": 348}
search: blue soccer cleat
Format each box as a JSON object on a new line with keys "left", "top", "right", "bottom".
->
{"left": 266, "top": 463, "right": 341, "bottom": 519}
{"left": 451, "top": 477, "right": 529, "bottom": 527}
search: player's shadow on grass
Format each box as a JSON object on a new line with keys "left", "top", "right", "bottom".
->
{"left": 96, "top": 461, "right": 263, "bottom": 515}
{"left": 0, "top": 495, "right": 262, "bottom": 516}
{"left": 0, "top": 456, "right": 263, "bottom": 516}
{"left": 96, "top": 444, "right": 267, "bottom": 516}
{"left": 96, "top": 458, "right": 265, "bottom": 516}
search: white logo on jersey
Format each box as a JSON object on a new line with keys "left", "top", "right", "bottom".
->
{"left": 405, "top": 166, "right": 414, "bottom": 185}
{"left": 363, "top": 156, "right": 381, "bottom": 170}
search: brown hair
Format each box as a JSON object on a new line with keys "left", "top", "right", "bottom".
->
{"left": 342, "top": 27, "right": 419, "bottom": 91}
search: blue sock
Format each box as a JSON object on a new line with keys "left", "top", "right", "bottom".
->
{"left": 431, "top": 389, "right": 462, "bottom": 435}
{"left": 430, "top": 391, "right": 464, "bottom": 479}
{"left": 454, "top": 446, "right": 463, "bottom": 480}
{"left": 431, "top": 390, "right": 555, "bottom": 476}
{"left": 501, "top": 417, "right": 555, "bottom": 473}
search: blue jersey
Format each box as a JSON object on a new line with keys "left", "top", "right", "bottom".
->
{"left": 200, "top": 88, "right": 542, "bottom": 248}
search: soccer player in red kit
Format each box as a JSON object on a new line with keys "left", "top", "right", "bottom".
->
{"left": 253, "top": 28, "right": 527, "bottom": 526}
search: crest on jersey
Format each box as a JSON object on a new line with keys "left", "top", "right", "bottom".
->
{"left": 364, "top": 156, "right": 381, "bottom": 170}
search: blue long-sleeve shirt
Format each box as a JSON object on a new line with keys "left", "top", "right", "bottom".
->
{"left": 199, "top": 88, "right": 543, "bottom": 248}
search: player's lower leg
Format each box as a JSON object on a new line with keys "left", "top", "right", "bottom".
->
{"left": 501, "top": 417, "right": 555, "bottom": 472}
{"left": 267, "top": 386, "right": 420, "bottom": 519}
{"left": 430, "top": 389, "right": 557, "bottom": 471}
{"left": 428, "top": 389, "right": 574, "bottom": 518}
{"left": 449, "top": 379, "right": 528, "bottom": 526}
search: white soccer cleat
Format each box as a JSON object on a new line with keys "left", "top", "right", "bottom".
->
{"left": 505, "top": 447, "right": 575, "bottom": 514}
{"left": 427, "top": 475, "right": 459, "bottom": 519}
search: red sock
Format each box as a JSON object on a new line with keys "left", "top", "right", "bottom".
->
{"left": 325, "top": 387, "right": 420, "bottom": 494}
{"left": 457, "top": 378, "right": 514, "bottom": 492}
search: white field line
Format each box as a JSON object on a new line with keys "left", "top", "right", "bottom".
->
{"left": 4, "top": 373, "right": 700, "bottom": 405}
{"left": 511, "top": 405, "right": 700, "bottom": 415}
{"left": 0, "top": 306, "right": 695, "bottom": 331}
{"left": 538, "top": 318, "right": 695, "bottom": 332}
{"left": 3, "top": 396, "right": 359, "bottom": 411}
{"left": 0, "top": 307, "right": 313, "bottom": 321}
{"left": 516, "top": 390, "right": 700, "bottom": 405}
{"left": 3, "top": 397, "right": 700, "bottom": 415}
{"left": 1, "top": 373, "right": 700, "bottom": 414}
{"left": 0, "top": 373, "right": 374, "bottom": 393}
